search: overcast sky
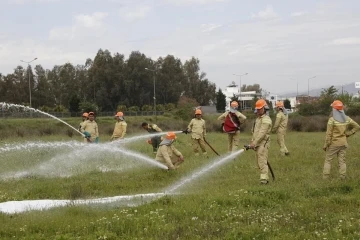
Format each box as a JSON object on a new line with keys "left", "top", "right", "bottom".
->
{"left": 1, "top": 0, "right": 360, "bottom": 95}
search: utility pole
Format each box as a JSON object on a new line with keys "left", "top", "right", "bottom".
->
{"left": 20, "top": 57, "right": 38, "bottom": 108}
{"left": 145, "top": 68, "right": 157, "bottom": 122}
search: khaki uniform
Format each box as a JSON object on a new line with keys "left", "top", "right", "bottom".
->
{"left": 79, "top": 121, "right": 86, "bottom": 132}
{"left": 252, "top": 115, "right": 272, "bottom": 181}
{"left": 81, "top": 120, "right": 99, "bottom": 143}
{"left": 323, "top": 116, "right": 360, "bottom": 179}
{"left": 218, "top": 111, "right": 246, "bottom": 152}
{"left": 272, "top": 111, "right": 289, "bottom": 155}
{"left": 111, "top": 121, "right": 127, "bottom": 140}
{"left": 155, "top": 144, "right": 184, "bottom": 169}
{"left": 187, "top": 118, "right": 207, "bottom": 155}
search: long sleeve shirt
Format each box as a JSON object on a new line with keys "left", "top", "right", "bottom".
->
{"left": 187, "top": 118, "right": 206, "bottom": 139}
{"left": 252, "top": 115, "right": 272, "bottom": 147}
{"left": 112, "top": 121, "right": 127, "bottom": 139}
{"left": 324, "top": 116, "right": 360, "bottom": 148}
{"left": 81, "top": 120, "right": 99, "bottom": 140}
{"left": 272, "top": 111, "right": 288, "bottom": 133}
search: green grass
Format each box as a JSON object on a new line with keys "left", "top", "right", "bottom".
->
{"left": 0, "top": 131, "right": 360, "bottom": 239}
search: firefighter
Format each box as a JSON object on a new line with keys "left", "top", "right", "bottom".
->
{"left": 141, "top": 122, "right": 163, "bottom": 153}
{"left": 186, "top": 109, "right": 207, "bottom": 156}
{"left": 155, "top": 132, "right": 184, "bottom": 170}
{"left": 81, "top": 112, "right": 99, "bottom": 143}
{"left": 111, "top": 112, "right": 127, "bottom": 141}
{"left": 248, "top": 99, "right": 272, "bottom": 184}
{"left": 272, "top": 101, "right": 290, "bottom": 156}
{"left": 79, "top": 112, "right": 88, "bottom": 131}
{"left": 218, "top": 101, "right": 247, "bottom": 152}
{"left": 323, "top": 100, "right": 360, "bottom": 179}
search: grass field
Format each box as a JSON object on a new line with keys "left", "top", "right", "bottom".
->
{"left": 0, "top": 129, "right": 360, "bottom": 239}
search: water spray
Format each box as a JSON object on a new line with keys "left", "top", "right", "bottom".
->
{"left": 0, "top": 102, "right": 85, "bottom": 137}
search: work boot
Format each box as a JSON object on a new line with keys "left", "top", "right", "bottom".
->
{"left": 195, "top": 153, "right": 200, "bottom": 156}
{"left": 322, "top": 174, "right": 330, "bottom": 180}
{"left": 260, "top": 179, "right": 269, "bottom": 185}
{"left": 285, "top": 152, "right": 290, "bottom": 156}
{"left": 340, "top": 175, "right": 346, "bottom": 180}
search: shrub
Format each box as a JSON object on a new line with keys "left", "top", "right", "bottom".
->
{"left": 141, "top": 105, "right": 153, "bottom": 111}
{"left": 117, "top": 105, "right": 127, "bottom": 111}
{"left": 165, "top": 103, "right": 176, "bottom": 111}
{"left": 128, "top": 106, "right": 140, "bottom": 112}
{"left": 156, "top": 104, "right": 165, "bottom": 111}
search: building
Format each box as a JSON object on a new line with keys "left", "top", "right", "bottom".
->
{"left": 224, "top": 82, "right": 258, "bottom": 110}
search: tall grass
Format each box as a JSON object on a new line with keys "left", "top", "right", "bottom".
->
{"left": 0, "top": 130, "right": 360, "bottom": 239}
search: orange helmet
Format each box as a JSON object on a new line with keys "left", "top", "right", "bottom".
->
{"left": 165, "top": 132, "right": 177, "bottom": 140}
{"left": 276, "top": 101, "right": 284, "bottom": 108}
{"left": 331, "top": 100, "right": 343, "bottom": 110}
{"left": 82, "top": 112, "right": 89, "bottom": 117}
{"left": 255, "top": 99, "right": 267, "bottom": 109}
{"left": 115, "top": 112, "right": 124, "bottom": 117}
{"left": 230, "top": 101, "right": 239, "bottom": 108}
{"left": 195, "top": 109, "right": 202, "bottom": 115}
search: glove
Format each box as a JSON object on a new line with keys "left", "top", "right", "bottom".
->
{"left": 83, "top": 131, "right": 91, "bottom": 138}
{"left": 182, "top": 129, "right": 189, "bottom": 134}
{"left": 95, "top": 137, "right": 99, "bottom": 143}
{"left": 178, "top": 156, "right": 184, "bottom": 161}
{"left": 147, "top": 139, "right": 152, "bottom": 144}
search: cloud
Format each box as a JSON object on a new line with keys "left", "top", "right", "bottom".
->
{"left": 165, "top": 0, "right": 227, "bottom": 6}
{"left": 119, "top": 5, "right": 151, "bottom": 22}
{"left": 251, "top": 5, "right": 278, "bottom": 20}
{"left": 329, "top": 37, "right": 360, "bottom": 46}
{"left": 290, "top": 11, "right": 307, "bottom": 17}
{"left": 75, "top": 12, "right": 108, "bottom": 28}
{"left": 49, "top": 12, "right": 108, "bottom": 40}
{"left": 201, "top": 23, "right": 222, "bottom": 33}
{"left": 7, "top": 0, "right": 59, "bottom": 4}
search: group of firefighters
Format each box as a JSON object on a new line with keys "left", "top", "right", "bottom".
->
{"left": 79, "top": 98, "right": 360, "bottom": 184}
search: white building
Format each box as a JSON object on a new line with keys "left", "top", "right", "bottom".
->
{"left": 224, "top": 82, "right": 258, "bottom": 110}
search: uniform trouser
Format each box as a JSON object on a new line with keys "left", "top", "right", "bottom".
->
{"left": 158, "top": 155, "right": 184, "bottom": 169}
{"left": 256, "top": 142, "right": 270, "bottom": 181}
{"left": 227, "top": 131, "right": 240, "bottom": 152}
{"left": 151, "top": 136, "right": 161, "bottom": 152}
{"left": 323, "top": 145, "right": 347, "bottom": 178}
{"left": 277, "top": 131, "right": 288, "bottom": 154}
{"left": 192, "top": 138, "right": 207, "bottom": 153}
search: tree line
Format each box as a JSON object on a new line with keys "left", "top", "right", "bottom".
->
{"left": 0, "top": 49, "right": 216, "bottom": 112}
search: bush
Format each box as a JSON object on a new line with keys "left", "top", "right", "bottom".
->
{"left": 165, "top": 103, "right": 176, "bottom": 111}
{"left": 53, "top": 105, "right": 68, "bottom": 113}
{"left": 128, "top": 106, "right": 139, "bottom": 112}
{"left": 79, "top": 101, "right": 99, "bottom": 113}
{"left": 117, "top": 105, "right": 127, "bottom": 111}
{"left": 141, "top": 105, "right": 153, "bottom": 111}
{"left": 156, "top": 104, "right": 165, "bottom": 111}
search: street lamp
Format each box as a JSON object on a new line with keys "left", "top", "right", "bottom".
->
{"left": 145, "top": 67, "right": 157, "bottom": 122}
{"left": 20, "top": 57, "right": 38, "bottom": 108}
{"left": 307, "top": 76, "right": 316, "bottom": 97}
{"left": 233, "top": 73, "right": 248, "bottom": 95}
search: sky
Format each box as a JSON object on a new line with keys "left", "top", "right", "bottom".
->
{"left": 1, "top": 0, "right": 360, "bottom": 96}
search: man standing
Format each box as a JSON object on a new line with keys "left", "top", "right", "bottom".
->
{"left": 111, "top": 112, "right": 127, "bottom": 141}
{"left": 81, "top": 112, "right": 99, "bottom": 143}
{"left": 186, "top": 109, "right": 207, "bottom": 156}
{"left": 248, "top": 99, "right": 272, "bottom": 184}
{"left": 218, "top": 101, "right": 247, "bottom": 152}
{"left": 323, "top": 100, "right": 360, "bottom": 179}
{"left": 79, "top": 112, "right": 88, "bottom": 131}
{"left": 272, "top": 101, "right": 290, "bottom": 156}
{"left": 155, "top": 132, "right": 184, "bottom": 170}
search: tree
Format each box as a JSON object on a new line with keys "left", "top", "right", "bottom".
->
{"left": 216, "top": 88, "right": 226, "bottom": 111}
{"left": 242, "top": 84, "right": 262, "bottom": 93}
{"left": 284, "top": 99, "right": 291, "bottom": 109}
